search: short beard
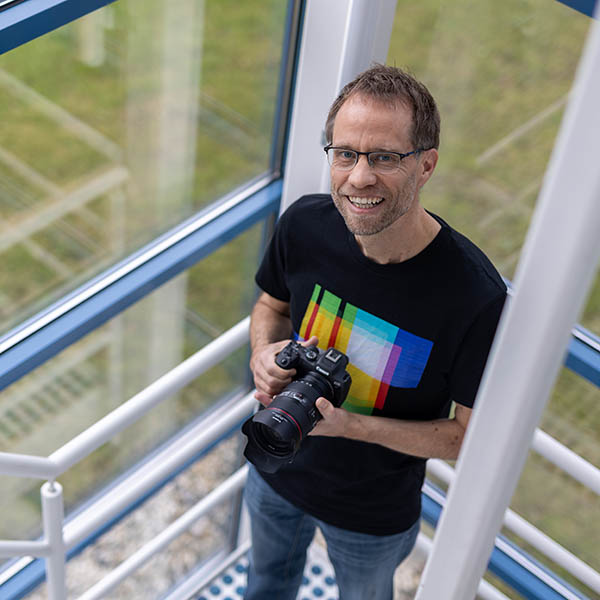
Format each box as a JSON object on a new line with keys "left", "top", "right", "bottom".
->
{"left": 331, "top": 175, "right": 416, "bottom": 237}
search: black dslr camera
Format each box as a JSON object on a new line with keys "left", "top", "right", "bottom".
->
{"left": 242, "top": 341, "right": 352, "bottom": 473}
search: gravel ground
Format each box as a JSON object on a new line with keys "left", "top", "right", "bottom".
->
{"left": 23, "top": 435, "right": 425, "bottom": 599}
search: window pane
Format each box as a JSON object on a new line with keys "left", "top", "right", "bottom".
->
{"left": 0, "top": 0, "right": 287, "bottom": 335}
{"left": 387, "top": 0, "right": 600, "bottom": 337}
{"left": 0, "top": 222, "right": 262, "bottom": 552}
{"left": 511, "top": 368, "right": 600, "bottom": 594}
{"left": 388, "top": 2, "right": 599, "bottom": 594}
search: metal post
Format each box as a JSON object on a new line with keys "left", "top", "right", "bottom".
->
{"left": 42, "top": 481, "right": 67, "bottom": 600}
{"left": 415, "top": 13, "right": 600, "bottom": 600}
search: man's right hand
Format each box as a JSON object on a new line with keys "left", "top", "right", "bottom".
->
{"left": 249, "top": 336, "right": 319, "bottom": 407}
{"left": 250, "top": 340, "right": 294, "bottom": 407}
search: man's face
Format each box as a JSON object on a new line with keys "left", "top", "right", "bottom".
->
{"left": 329, "top": 95, "right": 422, "bottom": 237}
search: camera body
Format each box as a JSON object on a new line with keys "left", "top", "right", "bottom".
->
{"left": 275, "top": 340, "right": 351, "bottom": 408}
{"left": 242, "top": 341, "right": 352, "bottom": 473}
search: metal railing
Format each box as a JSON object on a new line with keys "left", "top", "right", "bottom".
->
{"left": 0, "top": 318, "right": 254, "bottom": 599}
{"left": 427, "top": 459, "right": 600, "bottom": 595}
{"left": 1, "top": 319, "right": 599, "bottom": 600}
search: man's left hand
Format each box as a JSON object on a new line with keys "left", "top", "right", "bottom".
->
{"left": 309, "top": 397, "right": 351, "bottom": 437}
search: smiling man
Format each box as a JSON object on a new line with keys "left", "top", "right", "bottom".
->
{"left": 244, "top": 65, "right": 506, "bottom": 600}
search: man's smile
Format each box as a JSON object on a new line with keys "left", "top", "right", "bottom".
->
{"left": 347, "top": 195, "right": 384, "bottom": 208}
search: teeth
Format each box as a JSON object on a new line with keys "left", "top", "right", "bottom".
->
{"left": 348, "top": 196, "right": 383, "bottom": 207}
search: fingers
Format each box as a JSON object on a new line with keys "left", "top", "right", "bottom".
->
{"left": 254, "top": 390, "right": 275, "bottom": 407}
{"left": 250, "top": 336, "right": 323, "bottom": 406}
{"left": 250, "top": 339, "right": 295, "bottom": 400}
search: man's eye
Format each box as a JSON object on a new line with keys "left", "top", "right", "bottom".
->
{"left": 338, "top": 151, "right": 355, "bottom": 160}
{"left": 373, "top": 153, "right": 396, "bottom": 163}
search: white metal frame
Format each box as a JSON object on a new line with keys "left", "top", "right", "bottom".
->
{"left": 416, "top": 11, "right": 600, "bottom": 600}
{"left": 427, "top": 459, "right": 600, "bottom": 595}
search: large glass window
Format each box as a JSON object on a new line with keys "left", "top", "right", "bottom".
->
{"left": 1, "top": 222, "right": 263, "bottom": 554}
{"left": 0, "top": 0, "right": 290, "bottom": 580}
{"left": 388, "top": 1, "right": 599, "bottom": 596}
{"left": 0, "top": 0, "right": 288, "bottom": 336}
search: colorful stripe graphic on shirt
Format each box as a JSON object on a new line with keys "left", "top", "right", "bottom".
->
{"left": 297, "top": 284, "right": 433, "bottom": 415}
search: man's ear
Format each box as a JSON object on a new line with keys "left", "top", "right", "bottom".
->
{"left": 417, "top": 148, "right": 438, "bottom": 190}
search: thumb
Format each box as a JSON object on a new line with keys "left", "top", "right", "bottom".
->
{"left": 301, "top": 335, "right": 319, "bottom": 348}
{"left": 316, "top": 397, "right": 334, "bottom": 418}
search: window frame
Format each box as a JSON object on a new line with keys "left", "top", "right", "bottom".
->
{"left": 0, "top": 0, "right": 115, "bottom": 54}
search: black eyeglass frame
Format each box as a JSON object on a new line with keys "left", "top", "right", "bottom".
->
{"left": 323, "top": 145, "right": 429, "bottom": 171}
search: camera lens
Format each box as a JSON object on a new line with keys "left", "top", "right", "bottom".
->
{"left": 252, "top": 421, "right": 295, "bottom": 457}
{"left": 242, "top": 372, "right": 334, "bottom": 473}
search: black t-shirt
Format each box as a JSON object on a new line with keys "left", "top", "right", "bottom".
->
{"left": 254, "top": 194, "right": 506, "bottom": 535}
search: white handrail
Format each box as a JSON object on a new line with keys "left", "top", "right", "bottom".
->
{"left": 427, "top": 459, "right": 600, "bottom": 594}
{"left": 49, "top": 317, "right": 250, "bottom": 476}
{"left": 0, "top": 540, "right": 50, "bottom": 558}
{"left": 0, "top": 318, "right": 250, "bottom": 482}
{"left": 0, "top": 452, "right": 57, "bottom": 480}
{"left": 75, "top": 466, "right": 248, "bottom": 600}
{"left": 532, "top": 429, "right": 600, "bottom": 496}
{"left": 64, "top": 393, "right": 256, "bottom": 550}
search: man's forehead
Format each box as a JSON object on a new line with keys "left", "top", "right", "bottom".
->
{"left": 333, "top": 94, "right": 413, "bottom": 142}
{"left": 341, "top": 92, "right": 411, "bottom": 115}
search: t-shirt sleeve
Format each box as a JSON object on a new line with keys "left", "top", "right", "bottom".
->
{"left": 255, "top": 214, "right": 291, "bottom": 302}
{"left": 449, "top": 291, "right": 506, "bottom": 408}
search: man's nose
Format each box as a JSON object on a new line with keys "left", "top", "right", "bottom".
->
{"left": 347, "top": 155, "right": 377, "bottom": 188}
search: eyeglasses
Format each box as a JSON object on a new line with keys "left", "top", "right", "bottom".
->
{"left": 324, "top": 145, "right": 427, "bottom": 174}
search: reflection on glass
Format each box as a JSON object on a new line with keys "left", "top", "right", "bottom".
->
{"left": 0, "top": 0, "right": 286, "bottom": 335}
{"left": 0, "top": 222, "right": 261, "bottom": 549}
{"left": 388, "top": 0, "right": 599, "bottom": 589}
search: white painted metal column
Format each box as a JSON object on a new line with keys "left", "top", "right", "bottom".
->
{"left": 280, "top": 0, "right": 397, "bottom": 213}
{"left": 42, "top": 481, "right": 66, "bottom": 600}
{"left": 416, "top": 13, "right": 600, "bottom": 600}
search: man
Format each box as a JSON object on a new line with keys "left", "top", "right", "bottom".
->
{"left": 244, "top": 65, "right": 506, "bottom": 600}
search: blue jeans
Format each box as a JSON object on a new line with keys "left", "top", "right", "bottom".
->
{"left": 243, "top": 466, "right": 420, "bottom": 600}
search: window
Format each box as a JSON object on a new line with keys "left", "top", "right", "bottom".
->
{"left": 0, "top": 0, "right": 288, "bottom": 336}
{"left": 0, "top": 0, "right": 291, "bottom": 570}
{"left": 388, "top": 2, "right": 599, "bottom": 595}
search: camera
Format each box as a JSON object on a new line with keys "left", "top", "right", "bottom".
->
{"left": 242, "top": 341, "right": 352, "bottom": 473}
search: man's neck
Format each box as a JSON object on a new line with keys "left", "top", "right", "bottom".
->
{"left": 354, "top": 206, "right": 441, "bottom": 265}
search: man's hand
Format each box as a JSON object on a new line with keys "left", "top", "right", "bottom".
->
{"left": 310, "top": 397, "right": 473, "bottom": 461}
{"left": 250, "top": 336, "right": 319, "bottom": 407}
{"left": 250, "top": 339, "right": 294, "bottom": 406}
{"left": 309, "top": 397, "right": 353, "bottom": 438}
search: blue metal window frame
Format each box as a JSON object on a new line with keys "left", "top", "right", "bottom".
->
{"left": 0, "top": 178, "right": 282, "bottom": 391}
{"left": 0, "top": 0, "right": 117, "bottom": 54}
{"left": 556, "top": 0, "right": 598, "bottom": 17}
{"left": 566, "top": 328, "right": 600, "bottom": 387}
